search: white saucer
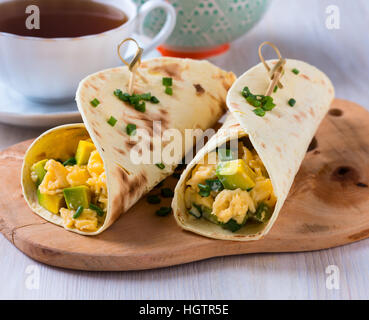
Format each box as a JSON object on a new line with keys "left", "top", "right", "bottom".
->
{"left": 0, "top": 82, "right": 82, "bottom": 127}
{"left": 0, "top": 49, "right": 162, "bottom": 128}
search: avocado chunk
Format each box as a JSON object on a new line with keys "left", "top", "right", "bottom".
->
{"left": 37, "top": 189, "right": 64, "bottom": 214}
{"left": 32, "top": 159, "right": 48, "bottom": 186}
{"left": 216, "top": 159, "right": 256, "bottom": 190}
{"left": 75, "top": 140, "right": 95, "bottom": 165}
{"left": 63, "top": 186, "right": 91, "bottom": 210}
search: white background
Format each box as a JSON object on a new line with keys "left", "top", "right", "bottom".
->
{"left": 0, "top": 0, "right": 368, "bottom": 299}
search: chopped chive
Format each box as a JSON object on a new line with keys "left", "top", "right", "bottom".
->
{"left": 150, "top": 96, "right": 160, "bottom": 104}
{"left": 113, "top": 89, "right": 122, "bottom": 98}
{"left": 89, "top": 203, "right": 104, "bottom": 217}
{"left": 221, "top": 219, "right": 242, "bottom": 232}
{"left": 198, "top": 183, "right": 211, "bottom": 197}
{"left": 162, "top": 77, "right": 173, "bottom": 87}
{"left": 246, "top": 96, "right": 261, "bottom": 107}
{"left": 62, "top": 157, "right": 76, "bottom": 166}
{"left": 206, "top": 179, "right": 224, "bottom": 192}
{"left": 107, "top": 116, "right": 117, "bottom": 126}
{"left": 156, "top": 163, "right": 165, "bottom": 169}
{"left": 252, "top": 202, "right": 271, "bottom": 223}
{"left": 155, "top": 206, "right": 172, "bottom": 217}
{"left": 147, "top": 195, "right": 161, "bottom": 204}
{"left": 253, "top": 107, "right": 266, "bottom": 117}
{"left": 161, "top": 188, "right": 174, "bottom": 198}
{"left": 114, "top": 89, "right": 159, "bottom": 111}
{"left": 90, "top": 98, "right": 100, "bottom": 107}
{"left": 134, "top": 101, "right": 146, "bottom": 112}
{"left": 165, "top": 86, "right": 173, "bottom": 95}
{"left": 73, "top": 205, "right": 84, "bottom": 219}
{"left": 129, "top": 95, "right": 140, "bottom": 105}
{"left": 292, "top": 68, "right": 300, "bottom": 75}
{"left": 139, "top": 92, "right": 152, "bottom": 101}
{"left": 288, "top": 98, "right": 296, "bottom": 107}
{"left": 242, "top": 86, "right": 276, "bottom": 116}
{"left": 126, "top": 123, "right": 137, "bottom": 136}
{"left": 261, "top": 96, "right": 276, "bottom": 111}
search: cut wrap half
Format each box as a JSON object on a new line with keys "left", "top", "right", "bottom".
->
{"left": 21, "top": 57, "right": 236, "bottom": 235}
{"left": 172, "top": 59, "right": 334, "bottom": 241}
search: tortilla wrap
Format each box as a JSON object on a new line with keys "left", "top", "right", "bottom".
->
{"left": 172, "top": 59, "right": 334, "bottom": 241}
{"left": 21, "top": 57, "right": 236, "bottom": 235}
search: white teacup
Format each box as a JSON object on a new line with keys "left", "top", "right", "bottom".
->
{"left": 0, "top": 0, "right": 176, "bottom": 103}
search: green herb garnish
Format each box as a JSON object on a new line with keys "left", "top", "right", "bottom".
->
{"left": 162, "top": 77, "right": 173, "bottom": 86}
{"left": 107, "top": 116, "right": 117, "bottom": 127}
{"left": 147, "top": 195, "right": 161, "bottom": 204}
{"left": 198, "top": 179, "right": 223, "bottom": 197}
{"left": 273, "top": 85, "right": 278, "bottom": 93}
{"left": 150, "top": 96, "right": 160, "bottom": 104}
{"left": 126, "top": 123, "right": 137, "bottom": 136}
{"left": 162, "top": 77, "right": 173, "bottom": 95}
{"left": 114, "top": 89, "right": 159, "bottom": 112}
{"left": 198, "top": 183, "right": 211, "bottom": 197}
{"left": 246, "top": 95, "right": 261, "bottom": 108}
{"left": 89, "top": 203, "right": 104, "bottom": 217}
{"left": 251, "top": 202, "right": 271, "bottom": 223}
{"left": 241, "top": 86, "right": 276, "bottom": 117}
{"left": 292, "top": 68, "right": 300, "bottom": 75}
{"left": 221, "top": 219, "right": 242, "bottom": 232}
{"left": 262, "top": 96, "right": 275, "bottom": 111}
{"left": 90, "top": 98, "right": 100, "bottom": 107}
{"left": 63, "top": 157, "right": 76, "bottom": 166}
{"left": 206, "top": 179, "right": 224, "bottom": 192}
{"left": 161, "top": 188, "right": 174, "bottom": 198}
{"left": 165, "top": 87, "right": 173, "bottom": 95}
{"left": 139, "top": 93, "right": 152, "bottom": 101}
{"left": 253, "top": 108, "right": 266, "bottom": 117}
{"left": 73, "top": 205, "right": 84, "bottom": 219}
{"left": 156, "top": 206, "right": 171, "bottom": 217}
{"left": 156, "top": 163, "right": 165, "bottom": 169}
{"left": 288, "top": 98, "right": 296, "bottom": 107}
{"left": 135, "top": 102, "right": 146, "bottom": 112}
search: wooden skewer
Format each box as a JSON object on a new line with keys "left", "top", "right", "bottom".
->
{"left": 117, "top": 38, "right": 143, "bottom": 95}
{"left": 258, "top": 41, "right": 286, "bottom": 96}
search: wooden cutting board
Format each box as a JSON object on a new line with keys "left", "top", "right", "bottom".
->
{"left": 1, "top": 99, "right": 369, "bottom": 271}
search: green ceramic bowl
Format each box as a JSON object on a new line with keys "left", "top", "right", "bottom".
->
{"left": 134, "top": 0, "right": 271, "bottom": 57}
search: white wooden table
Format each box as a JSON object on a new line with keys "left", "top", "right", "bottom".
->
{"left": 1, "top": 0, "right": 369, "bottom": 299}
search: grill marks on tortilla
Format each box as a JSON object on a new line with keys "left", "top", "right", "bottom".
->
{"left": 113, "top": 165, "right": 148, "bottom": 215}
{"left": 194, "top": 84, "right": 205, "bottom": 95}
{"left": 300, "top": 74, "right": 311, "bottom": 81}
{"left": 114, "top": 147, "right": 126, "bottom": 156}
{"left": 152, "top": 62, "right": 183, "bottom": 80}
{"left": 126, "top": 108, "right": 170, "bottom": 133}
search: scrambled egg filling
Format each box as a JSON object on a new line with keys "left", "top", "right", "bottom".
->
{"left": 31, "top": 140, "right": 107, "bottom": 233}
{"left": 185, "top": 138, "right": 277, "bottom": 230}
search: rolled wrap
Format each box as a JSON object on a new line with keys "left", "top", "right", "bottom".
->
{"left": 172, "top": 59, "right": 334, "bottom": 241}
{"left": 21, "top": 57, "right": 236, "bottom": 235}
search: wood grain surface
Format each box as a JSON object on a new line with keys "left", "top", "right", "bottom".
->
{"left": 1, "top": 0, "right": 369, "bottom": 300}
{"left": 1, "top": 99, "right": 368, "bottom": 271}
